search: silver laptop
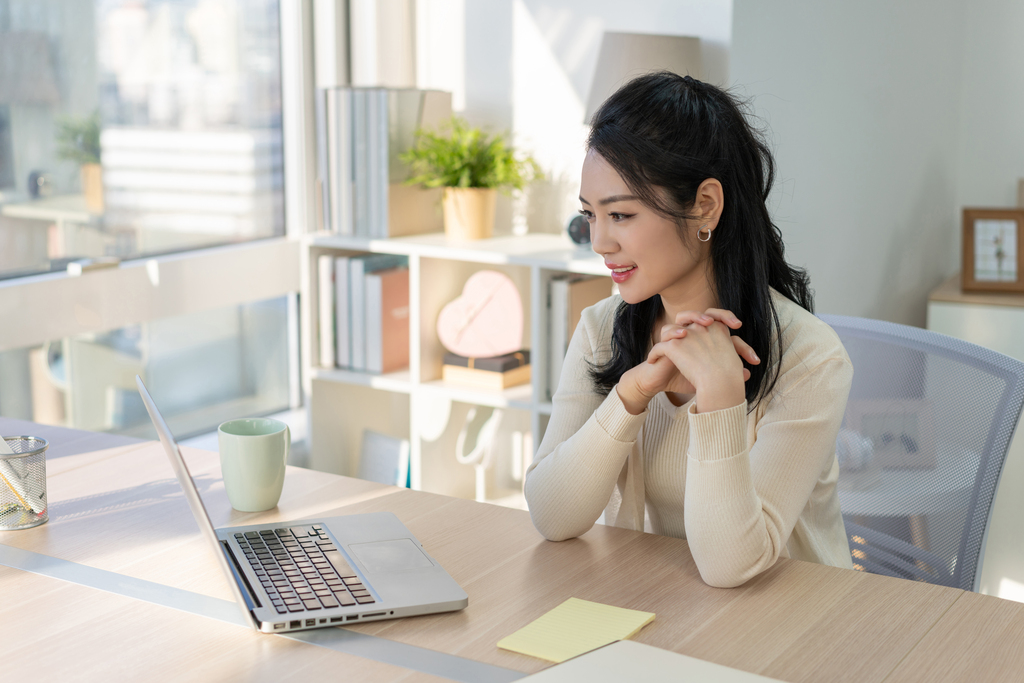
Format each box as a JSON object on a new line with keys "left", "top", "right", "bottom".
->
{"left": 136, "top": 376, "right": 468, "bottom": 634}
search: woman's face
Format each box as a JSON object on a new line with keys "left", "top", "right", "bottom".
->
{"left": 579, "top": 150, "right": 714, "bottom": 310}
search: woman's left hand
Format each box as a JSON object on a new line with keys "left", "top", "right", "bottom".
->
{"left": 648, "top": 308, "right": 757, "bottom": 413}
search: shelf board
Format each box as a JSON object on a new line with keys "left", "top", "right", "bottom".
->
{"left": 310, "top": 368, "right": 538, "bottom": 410}
{"left": 311, "top": 367, "right": 413, "bottom": 394}
{"left": 306, "top": 231, "right": 608, "bottom": 275}
{"left": 517, "top": 248, "right": 607, "bottom": 275}
{"left": 418, "top": 378, "right": 534, "bottom": 410}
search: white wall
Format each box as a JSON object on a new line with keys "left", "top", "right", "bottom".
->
{"left": 956, "top": 0, "right": 1024, "bottom": 209}
{"left": 731, "top": 0, "right": 965, "bottom": 326}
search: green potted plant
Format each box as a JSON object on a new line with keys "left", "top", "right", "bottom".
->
{"left": 55, "top": 111, "right": 102, "bottom": 212}
{"left": 402, "top": 116, "right": 540, "bottom": 240}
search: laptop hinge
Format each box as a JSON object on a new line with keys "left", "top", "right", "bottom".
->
{"left": 221, "top": 540, "right": 262, "bottom": 610}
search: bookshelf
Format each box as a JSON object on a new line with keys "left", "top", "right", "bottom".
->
{"left": 302, "top": 230, "right": 610, "bottom": 506}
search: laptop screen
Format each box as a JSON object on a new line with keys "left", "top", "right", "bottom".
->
{"left": 135, "top": 375, "right": 257, "bottom": 630}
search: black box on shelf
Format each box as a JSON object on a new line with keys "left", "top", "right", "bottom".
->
{"left": 442, "top": 350, "right": 531, "bottom": 389}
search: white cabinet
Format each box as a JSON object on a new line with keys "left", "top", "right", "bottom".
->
{"left": 302, "top": 231, "right": 609, "bottom": 506}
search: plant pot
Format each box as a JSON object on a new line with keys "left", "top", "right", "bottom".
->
{"left": 442, "top": 187, "right": 496, "bottom": 240}
{"left": 81, "top": 163, "right": 104, "bottom": 213}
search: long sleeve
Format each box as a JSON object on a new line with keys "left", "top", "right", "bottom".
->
{"left": 524, "top": 300, "right": 646, "bottom": 541}
{"left": 525, "top": 291, "right": 854, "bottom": 587}
{"left": 683, "top": 357, "right": 853, "bottom": 587}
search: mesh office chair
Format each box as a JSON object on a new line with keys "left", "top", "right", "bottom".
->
{"left": 819, "top": 315, "right": 1024, "bottom": 591}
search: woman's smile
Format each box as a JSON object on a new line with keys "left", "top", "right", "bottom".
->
{"left": 606, "top": 262, "right": 637, "bottom": 283}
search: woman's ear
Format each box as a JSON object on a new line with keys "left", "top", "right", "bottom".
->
{"left": 696, "top": 178, "right": 724, "bottom": 229}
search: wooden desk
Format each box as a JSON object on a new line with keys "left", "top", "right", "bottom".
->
{"left": 886, "top": 590, "right": 1024, "bottom": 682}
{"left": 2, "top": 419, "right": 1023, "bottom": 682}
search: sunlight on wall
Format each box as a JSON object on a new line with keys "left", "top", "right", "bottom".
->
{"left": 416, "top": 0, "right": 466, "bottom": 112}
{"left": 512, "top": 0, "right": 593, "bottom": 235}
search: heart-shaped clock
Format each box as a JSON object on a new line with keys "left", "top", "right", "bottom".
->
{"left": 437, "top": 270, "right": 523, "bottom": 358}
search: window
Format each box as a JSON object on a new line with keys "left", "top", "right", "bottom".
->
{"left": 0, "top": 0, "right": 284, "bottom": 280}
{"left": 0, "top": 0, "right": 303, "bottom": 439}
{"left": 0, "top": 296, "right": 292, "bottom": 439}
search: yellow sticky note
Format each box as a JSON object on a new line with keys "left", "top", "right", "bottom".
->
{"left": 497, "top": 598, "right": 655, "bottom": 663}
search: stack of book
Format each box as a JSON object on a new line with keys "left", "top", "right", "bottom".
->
{"left": 357, "top": 429, "right": 411, "bottom": 488}
{"left": 548, "top": 275, "right": 613, "bottom": 399}
{"left": 315, "top": 87, "right": 452, "bottom": 238}
{"left": 318, "top": 253, "right": 410, "bottom": 374}
{"left": 442, "top": 350, "right": 531, "bottom": 390}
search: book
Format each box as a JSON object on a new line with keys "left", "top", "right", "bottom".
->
{"left": 548, "top": 275, "right": 611, "bottom": 398}
{"left": 352, "top": 88, "right": 369, "bottom": 236}
{"left": 442, "top": 364, "right": 532, "bottom": 390}
{"left": 547, "top": 275, "right": 571, "bottom": 399}
{"left": 326, "top": 88, "right": 353, "bottom": 235}
{"left": 375, "top": 88, "right": 451, "bottom": 238}
{"left": 348, "top": 253, "right": 409, "bottom": 371}
{"left": 569, "top": 276, "right": 612, "bottom": 334}
{"left": 334, "top": 255, "right": 351, "bottom": 368}
{"left": 366, "top": 87, "right": 383, "bottom": 238}
{"left": 314, "top": 88, "right": 331, "bottom": 232}
{"left": 317, "top": 254, "right": 336, "bottom": 368}
{"left": 318, "top": 87, "right": 451, "bottom": 238}
{"left": 357, "top": 429, "right": 410, "bottom": 487}
{"left": 365, "top": 266, "right": 410, "bottom": 374}
{"left": 442, "top": 350, "right": 531, "bottom": 389}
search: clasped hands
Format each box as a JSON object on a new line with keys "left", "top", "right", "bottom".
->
{"left": 618, "top": 309, "right": 761, "bottom": 415}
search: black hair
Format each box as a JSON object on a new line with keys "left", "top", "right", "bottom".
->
{"left": 586, "top": 72, "right": 813, "bottom": 407}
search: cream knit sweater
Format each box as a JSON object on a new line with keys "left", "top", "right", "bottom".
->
{"left": 525, "top": 290, "right": 854, "bottom": 587}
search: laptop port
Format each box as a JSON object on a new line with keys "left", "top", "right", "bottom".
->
{"left": 330, "top": 617, "right": 344, "bottom": 623}
{"left": 362, "top": 612, "right": 386, "bottom": 618}
{"left": 346, "top": 615, "right": 359, "bottom": 621}
{"left": 305, "top": 619, "right": 316, "bottom": 627}
{"left": 290, "top": 621, "right": 301, "bottom": 629}
{"left": 273, "top": 623, "right": 286, "bottom": 630}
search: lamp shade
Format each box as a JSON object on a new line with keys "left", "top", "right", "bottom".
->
{"left": 584, "top": 32, "right": 701, "bottom": 124}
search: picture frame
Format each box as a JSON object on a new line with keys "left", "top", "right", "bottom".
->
{"left": 962, "top": 208, "right": 1024, "bottom": 293}
{"left": 846, "top": 400, "right": 936, "bottom": 470}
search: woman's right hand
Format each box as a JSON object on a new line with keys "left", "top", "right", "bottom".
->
{"left": 616, "top": 309, "right": 757, "bottom": 415}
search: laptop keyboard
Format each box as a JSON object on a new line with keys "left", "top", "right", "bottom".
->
{"left": 235, "top": 524, "right": 377, "bottom": 615}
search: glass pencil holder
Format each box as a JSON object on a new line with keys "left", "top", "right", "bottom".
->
{"left": 0, "top": 436, "right": 49, "bottom": 530}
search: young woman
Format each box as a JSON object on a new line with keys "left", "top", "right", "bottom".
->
{"left": 524, "top": 73, "right": 854, "bottom": 588}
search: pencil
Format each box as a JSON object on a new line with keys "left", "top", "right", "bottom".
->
{"left": 0, "top": 467, "right": 32, "bottom": 511}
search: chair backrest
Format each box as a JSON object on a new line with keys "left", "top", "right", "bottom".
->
{"left": 819, "top": 314, "right": 1024, "bottom": 591}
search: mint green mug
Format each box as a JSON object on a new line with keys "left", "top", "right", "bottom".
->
{"left": 218, "top": 418, "right": 290, "bottom": 512}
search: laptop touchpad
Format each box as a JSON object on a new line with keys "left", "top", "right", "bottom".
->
{"left": 349, "top": 539, "right": 434, "bottom": 573}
